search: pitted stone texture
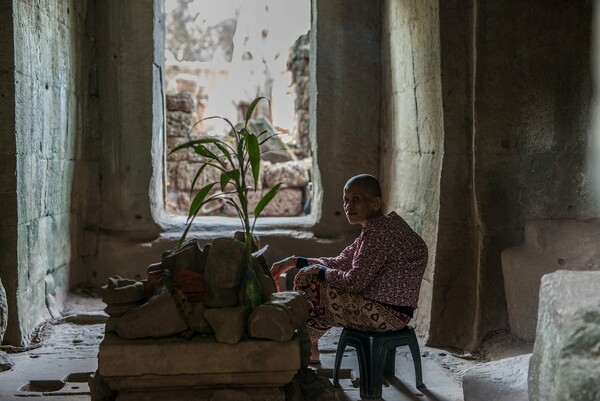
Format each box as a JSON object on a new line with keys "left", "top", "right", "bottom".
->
{"left": 204, "top": 306, "right": 250, "bottom": 344}
{"left": 502, "top": 219, "right": 600, "bottom": 341}
{"left": 528, "top": 270, "right": 600, "bottom": 401}
{"left": 116, "top": 293, "right": 188, "bottom": 339}
{"left": 203, "top": 238, "right": 246, "bottom": 308}
{"left": 463, "top": 354, "right": 529, "bottom": 401}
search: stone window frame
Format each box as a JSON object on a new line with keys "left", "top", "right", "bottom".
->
{"left": 97, "top": 0, "right": 382, "bottom": 254}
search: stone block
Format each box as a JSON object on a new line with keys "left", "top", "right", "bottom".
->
{"left": 247, "top": 303, "right": 294, "bottom": 342}
{"left": 98, "top": 333, "right": 301, "bottom": 383}
{"left": 204, "top": 306, "right": 250, "bottom": 345}
{"left": 247, "top": 292, "right": 309, "bottom": 342}
{"left": 268, "top": 291, "right": 310, "bottom": 328}
{"left": 105, "top": 317, "right": 119, "bottom": 333}
{"left": 101, "top": 276, "right": 145, "bottom": 305}
{"left": 166, "top": 92, "right": 194, "bottom": 113}
{"left": 162, "top": 240, "right": 202, "bottom": 272}
{"left": 116, "top": 293, "right": 188, "bottom": 339}
{"left": 463, "top": 354, "right": 529, "bottom": 401}
{"left": 263, "top": 161, "right": 309, "bottom": 188}
{"left": 528, "top": 271, "right": 600, "bottom": 401}
{"left": 203, "top": 238, "right": 245, "bottom": 308}
{"left": 502, "top": 219, "right": 600, "bottom": 341}
{"left": 111, "top": 387, "right": 284, "bottom": 401}
{"left": 186, "top": 302, "right": 213, "bottom": 334}
{"left": 104, "top": 300, "right": 144, "bottom": 318}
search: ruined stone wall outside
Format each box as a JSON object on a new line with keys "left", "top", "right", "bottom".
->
{"left": 3, "top": 0, "right": 96, "bottom": 345}
{"left": 380, "top": 1, "right": 444, "bottom": 341}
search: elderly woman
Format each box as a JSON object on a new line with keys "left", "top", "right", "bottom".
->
{"left": 271, "top": 174, "right": 428, "bottom": 364}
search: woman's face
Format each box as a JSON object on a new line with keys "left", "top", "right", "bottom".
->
{"left": 343, "top": 183, "right": 381, "bottom": 227}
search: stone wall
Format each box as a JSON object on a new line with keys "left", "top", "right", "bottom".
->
{"left": 428, "top": 0, "right": 597, "bottom": 350}
{"left": 0, "top": 0, "right": 96, "bottom": 345}
{"left": 287, "top": 33, "right": 311, "bottom": 159}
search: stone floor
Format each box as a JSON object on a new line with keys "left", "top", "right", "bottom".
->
{"left": 0, "top": 293, "right": 486, "bottom": 401}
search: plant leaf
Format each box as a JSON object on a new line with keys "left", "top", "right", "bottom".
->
{"left": 177, "top": 222, "right": 193, "bottom": 250}
{"left": 193, "top": 144, "right": 219, "bottom": 160}
{"left": 220, "top": 169, "right": 240, "bottom": 192}
{"left": 190, "top": 163, "right": 208, "bottom": 194}
{"left": 252, "top": 244, "right": 269, "bottom": 259}
{"left": 188, "top": 182, "right": 216, "bottom": 221}
{"left": 247, "top": 133, "right": 261, "bottom": 187}
{"left": 170, "top": 138, "right": 214, "bottom": 154}
{"left": 213, "top": 141, "right": 234, "bottom": 167}
{"left": 259, "top": 134, "right": 276, "bottom": 145}
{"left": 244, "top": 96, "right": 268, "bottom": 124}
{"left": 254, "top": 183, "right": 280, "bottom": 218}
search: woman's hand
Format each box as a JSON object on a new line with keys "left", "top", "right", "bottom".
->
{"left": 295, "top": 265, "right": 322, "bottom": 280}
{"left": 270, "top": 256, "right": 297, "bottom": 281}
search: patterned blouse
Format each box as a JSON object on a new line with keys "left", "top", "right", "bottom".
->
{"left": 306, "top": 211, "right": 428, "bottom": 308}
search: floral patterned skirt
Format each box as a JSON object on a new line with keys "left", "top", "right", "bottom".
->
{"left": 294, "top": 272, "right": 410, "bottom": 343}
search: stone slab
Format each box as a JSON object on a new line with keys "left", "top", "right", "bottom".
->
{"left": 463, "top": 354, "right": 529, "bottom": 401}
{"left": 528, "top": 270, "right": 600, "bottom": 401}
{"left": 114, "top": 386, "right": 284, "bottom": 401}
{"left": 98, "top": 333, "right": 300, "bottom": 384}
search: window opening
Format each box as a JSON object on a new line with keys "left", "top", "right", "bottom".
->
{"left": 164, "top": 0, "right": 312, "bottom": 219}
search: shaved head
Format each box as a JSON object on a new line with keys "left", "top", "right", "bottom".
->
{"left": 344, "top": 174, "right": 382, "bottom": 199}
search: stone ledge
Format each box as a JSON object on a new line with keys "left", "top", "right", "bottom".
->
{"left": 99, "top": 333, "right": 300, "bottom": 383}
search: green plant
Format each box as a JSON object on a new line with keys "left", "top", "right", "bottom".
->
{"left": 170, "top": 96, "right": 281, "bottom": 270}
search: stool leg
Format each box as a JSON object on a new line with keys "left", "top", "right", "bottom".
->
{"left": 359, "top": 337, "right": 384, "bottom": 400}
{"left": 333, "top": 340, "right": 346, "bottom": 387}
{"left": 408, "top": 333, "right": 425, "bottom": 388}
{"left": 384, "top": 347, "right": 396, "bottom": 375}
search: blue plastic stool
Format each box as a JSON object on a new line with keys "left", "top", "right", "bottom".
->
{"left": 332, "top": 326, "right": 425, "bottom": 399}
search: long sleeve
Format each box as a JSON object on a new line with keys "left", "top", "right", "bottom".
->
{"left": 304, "top": 211, "right": 428, "bottom": 308}
{"left": 305, "top": 237, "right": 359, "bottom": 272}
{"left": 323, "top": 225, "right": 388, "bottom": 293}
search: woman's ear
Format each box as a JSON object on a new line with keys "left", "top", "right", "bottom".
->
{"left": 372, "top": 196, "right": 382, "bottom": 211}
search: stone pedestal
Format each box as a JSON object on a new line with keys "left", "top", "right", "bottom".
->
{"left": 97, "top": 333, "right": 301, "bottom": 401}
